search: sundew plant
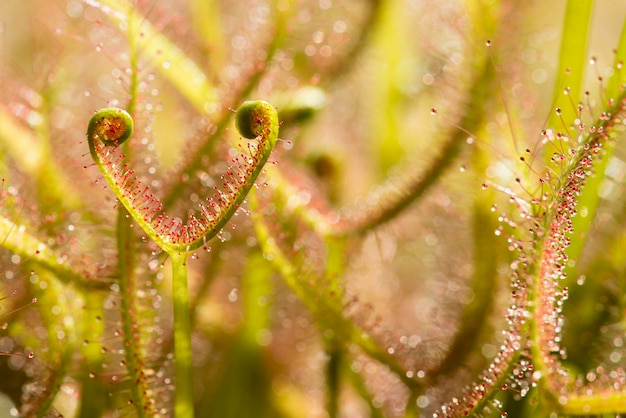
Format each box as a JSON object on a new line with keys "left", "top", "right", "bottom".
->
{"left": 1, "top": 0, "right": 626, "bottom": 417}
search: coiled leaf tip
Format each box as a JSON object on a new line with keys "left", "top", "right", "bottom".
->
{"left": 88, "top": 107, "right": 134, "bottom": 146}
{"left": 235, "top": 100, "right": 275, "bottom": 140}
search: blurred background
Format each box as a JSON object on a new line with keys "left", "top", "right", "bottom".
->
{"left": 0, "top": 0, "right": 626, "bottom": 417}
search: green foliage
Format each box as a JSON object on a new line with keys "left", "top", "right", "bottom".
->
{"left": 0, "top": 1, "right": 625, "bottom": 417}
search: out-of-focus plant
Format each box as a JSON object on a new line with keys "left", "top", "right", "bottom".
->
{"left": 0, "top": 0, "right": 625, "bottom": 417}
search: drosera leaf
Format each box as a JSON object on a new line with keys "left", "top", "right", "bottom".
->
{"left": 528, "top": 87, "right": 626, "bottom": 412}
{"left": 563, "top": 17, "right": 626, "bottom": 285}
{"left": 248, "top": 188, "right": 423, "bottom": 394}
{"left": 86, "top": 100, "right": 279, "bottom": 254}
{"left": 87, "top": 99, "right": 279, "bottom": 418}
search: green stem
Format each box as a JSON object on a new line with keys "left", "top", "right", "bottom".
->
{"left": 546, "top": 0, "right": 593, "bottom": 135}
{"left": 78, "top": 291, "right": 107, "bottom": 418}
{"left": 403, "top": 392, "right": 418, "bottom": 418}
{"left": 158, "top": 245, "right": 223, "bottom": 364}
{"left": 561, "top": 392, "right": 626, "bottom": 414}
{"left": 114, "top": 18, "right": 157, "bottom": 415}
{"left": 171, "top": 251, "right": 194, "bottom": 418}
{"left": 345, "top": 362, "right": 386, "bottom": 418}
{"left": 325, "top": 340, "right": 341, "bottom": 418}
{"left": 117, "top": 206, "right": 155, "bottom": 417}
{"left": 322, "top": 237, "right": 345, "bottom": 418}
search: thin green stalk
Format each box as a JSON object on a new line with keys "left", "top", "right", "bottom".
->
{"left": 323, "top": 237, "right": 345, "bottom": 418}
{"left": 606, "top": 18, "right": 626, "bottom": 100}
{"left": 77, "top": 291, "right": 107, "bottom": 418}
{"left": 545, "top": 0, "right": 593, "bottom": 164}
{"left": 114, "top": 24, "right": 158, "bottom": 415}
{"left": 403, "top": 392, "right": 418, "bottom": 418}
{"left": 159, "top": 245, "right": 223, "bottom": 364}
{"left": 428, "top": 118, "right": 502, "bottom": 380}
{"left": 197, "top": 251, "right": 276, "bottom": 417}
{"left": 170, "top": 251, "right": 194, "bottom": 418}
{"left": 561, "top": 393, "right": 626, "bottom": 414}
{"left": 345, "top": 363, "right": 386, "bottom": 418}
{"left": 325, "top": 342, "right": 341, "bottom": 418}
{"left": 117, "top": 207, "right": 155, "bottom": 417}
